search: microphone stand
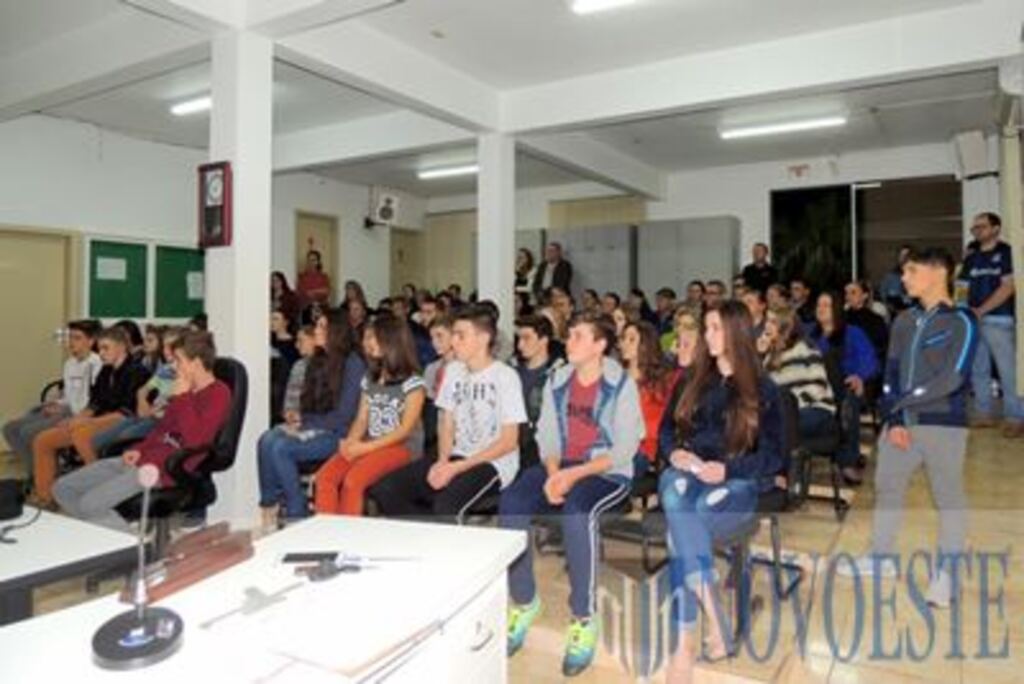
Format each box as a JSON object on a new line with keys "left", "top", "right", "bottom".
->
{"left": 92, "top": 465, "right": 184, "bottom": 670}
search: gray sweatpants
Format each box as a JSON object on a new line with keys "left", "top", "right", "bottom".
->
{"left": 871, "top": 425, "right": 967, "bottom": 569}
{"left": 52, "top": 459, "right": 142, "bottom": 532}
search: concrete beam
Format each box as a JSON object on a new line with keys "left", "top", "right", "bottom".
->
{"left": 519, "top": 132, "right": 665, "bottom": 200}
{"left": 247, "top": 0, "right": 401, "bottom": 37}
{"left": 273, "top": 110, "right": 472, "bottom": 171}
{"left": 502, "top": 0, "right": 1024, "bottom": 133}
{"left": 278, "top": 21, "right": 500, "bottom": 131}
{"left": 122, "top": 0, "right": 244, "bottom": 32}
{"left": 0, "top": 9, "right": 206, "bottom": 122}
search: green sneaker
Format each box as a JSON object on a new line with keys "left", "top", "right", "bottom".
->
{"left": 562, "top": 616, "right": 599, "bottom": 676}
{"left": 507, "top": 596, "right": 542, "bottom": 656}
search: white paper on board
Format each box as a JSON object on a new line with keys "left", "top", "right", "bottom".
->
{"left": 187, "top": 272, "right": 205, "bottom": 300}
{"left": 96, "top": 257, "right": 127, "bottom": 281}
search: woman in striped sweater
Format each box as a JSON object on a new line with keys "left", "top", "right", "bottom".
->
{"left": 758, "top": 305, "right": 836, "bottom": 441}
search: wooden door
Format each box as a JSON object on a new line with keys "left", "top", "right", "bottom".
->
{"left": 295, "top": 211, "right": 338, "bottom": 304}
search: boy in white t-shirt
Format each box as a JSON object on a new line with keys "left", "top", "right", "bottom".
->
{"left": 3, "top": 320, "right": 102, "bottom": 482}
{"left": 372, "top": 305, "right": 526, "bottom": 524}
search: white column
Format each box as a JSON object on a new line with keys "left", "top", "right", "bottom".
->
{"left": 206, "top": 30, "right": 273, "bottom": 528}
{"left": 1000, "top": 127, "right": 1023, "bottom": 395}
{"left": 476, "top": 133, "right": 516, "bottom": 339}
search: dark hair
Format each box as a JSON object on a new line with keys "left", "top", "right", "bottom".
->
{"left": 272, "top": 307, "right": 296, "bottom": 335}
{"left": 99, "top": 326, "right": 131, "bottom": 350}
{"left": 603, "top": 292, "right": 621, "bottom": 307}
{"left": 429, "top": 313, "right": 454, "bottom": 331}
{"left": 568, "top": 311, "right": 617, "bottom": 356}
{"left": 753, "top": 242, "right": 769, "bottom": 252}
{"left": 420, "top": 294, "right": 437, "bottom": 307}
{"left": 189, "top": 313, "right": 208, "bottom": 331}
{"left": 975, "top": 212, "right": 1002, "bottom": 228}
{"left": 515, "top": 314, "right": 554, "bottom": 342}
{"left": 477, "top": 299, "right": 500, "bottom": 322}
{"left": 906, "top": 246, "right": 956, "bottom": 293}
{"left": 790, "top": 277, "right": 808, "bottom": 288}
{"left": 517, "top": 248, "right": 535, "bottom": 276}
{"left": 143, "top": 324, "right": 167, "bottom": 367}
{"left": 676, "top": 301, "right": 762, "bottom": 456}
{"left": 656, "top": 287, "right": 677, "bottom": 300}
{"left": 367, "top": 314, "right": 420, "bottom": 383}
{"left": 743, "top": 288, "right": 766, "bottom": 304}
{"left": 687, "top": 280, "right": 706, "bottom": 293}
{"left": 68, "top": 319, "right": 101, "bottom": 338}
{"left": 623, "top": 321, "right": 672, "bottom": 397}
{"left": 114, "top": 320, "right": 144, "bottom": 348}
{"left": 453, "top": 304, "right": 497, "bottom": 351}
{"left": 583, "top": 288, "right": 599, "bottom": 302}
{"left": 307, "top": 249, "right": 323, "bottom": 272}
{"left": 301, "top": 308, "right": 354, "bottom": 413}
{"left": 547, "top": 241, "right": 562, "bottom": 252}
{"left": 296, "top": 324, "right": 316, "bottom": 339}
{"left": 172, "top": 330, "right": 217, "bottom": 371}
{"left": 815, "top": 290, "right": 847, "bottom": 342}
{"left": 767, "top": 283, "right": 788, "bottom": 300}
{"left": 707, "top": 280, "right": 727, "bottom": 293}
{"left": 271, "top": 271, "right": 293, "bottom": 295}
{"left": 344, "top": 280, "right": 367, "bottom": 305}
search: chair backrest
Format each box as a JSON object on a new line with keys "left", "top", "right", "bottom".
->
{"left": 199, "top": 357, "right": 248, "bottom": 475}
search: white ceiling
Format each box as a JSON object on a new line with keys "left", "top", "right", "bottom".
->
{"left": 587, "top": 69, "right": 1000, "bottom": 171}
{"left": 42, "top": 60, "right": 399, "bottom": 148}
{"left": 314, "top": 148, "right": 588, "bottom": 197}
{"left": 360, "top": 0, "right": 975, "bottom": 88}
{"left": 0, "top": 0, "right": 124, "bottom": 59}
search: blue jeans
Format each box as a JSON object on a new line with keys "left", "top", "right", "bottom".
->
{"left": 499, "top": 464, "right": 630, "bottom": 619}
{"left": 91, "top": 416, "right": 159, "bottom": 457}
{"left": 971, "top": 316, "right": 1023, "bottom": 421}
{"left": 659, "top": 469, "right": 757, "bottom": 629}
{"left": 257, "top": 427, "right": 339, "bottom": 518}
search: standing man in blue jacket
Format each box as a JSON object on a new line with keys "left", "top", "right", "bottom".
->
{"left": 840, "top": 247, "right": 977, "bottom": 609}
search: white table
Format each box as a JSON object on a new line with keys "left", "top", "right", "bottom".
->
{"left": 0, "top": 507, "right": 138, "bottom": 625}
{"left": 0, "top": 515, "right": 527, "bottom": 683}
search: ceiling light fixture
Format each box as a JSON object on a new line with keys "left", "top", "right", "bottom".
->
{"left": 170, "top": 95, "right": 212, "bottom": 116}
{"left": 571, "top": 0, "right": 638, "bottom": 16}
{"left": 719, "top": 115, "right": 847, "bottom": 140}
{"left": 417, "top": 164, "right": 479, "bottom": 180}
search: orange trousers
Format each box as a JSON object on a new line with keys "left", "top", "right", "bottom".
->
{"left": 31, "top": 413, "right": 124, "bottom": 503}
{"left": 313, "top": 444, "right": 411, "bottom": 516}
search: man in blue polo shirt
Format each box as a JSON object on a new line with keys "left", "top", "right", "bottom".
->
{"left": 963, "top": 212, "right": 1022, "bottom": 438}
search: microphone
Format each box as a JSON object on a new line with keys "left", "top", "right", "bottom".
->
{"left": 92, "top": 463, "right": 184, "bottom": 669}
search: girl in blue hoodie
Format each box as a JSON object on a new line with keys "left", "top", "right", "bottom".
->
{"left": 258, "top": 308, "right": 365, "bottom": 525}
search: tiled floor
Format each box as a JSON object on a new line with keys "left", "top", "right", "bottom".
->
{"left": 3, "top": 425, "right": 1021, "bottom": 683}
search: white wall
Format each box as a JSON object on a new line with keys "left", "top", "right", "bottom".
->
{"left": 0, "top": 115, "right": 426, "bottom": 306}
{"left": 426, "top": 181, "right": 621, "bottom": 228}
{"left": 0, "top": 115, "right": 202, "bottom": 242}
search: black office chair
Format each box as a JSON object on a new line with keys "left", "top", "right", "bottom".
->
{"left": 793, "top": 395, "right": 853, "bottom": 522}
{"left": 113, "top": 357, "right": 248, "bottom": 556}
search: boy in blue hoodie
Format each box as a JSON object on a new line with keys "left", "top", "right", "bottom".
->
{"left": 500, "top": 311, "right": 644, "bottom": 677}
{"left": 840, "top": 247, "right": 977, "bottom": 609}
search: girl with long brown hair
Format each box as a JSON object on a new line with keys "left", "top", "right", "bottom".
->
{"left": 660, "top": 301, "right": 784, "bottom": 683}
{"left": 314, "top": 313, "right": 426, "bottom": 516}
{"left": 619, "top": 320, "right": 672, "bottom": 477}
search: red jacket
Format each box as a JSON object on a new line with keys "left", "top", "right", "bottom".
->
{"left": 137, "top": 380, "right": 232, "bottom": 488}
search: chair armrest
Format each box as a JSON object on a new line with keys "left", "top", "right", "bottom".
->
{"left": 165, "top": 444, "right": 214, "bottom": 485}
{"left": 39, "top": 379, "right": 64, "bottom": 404}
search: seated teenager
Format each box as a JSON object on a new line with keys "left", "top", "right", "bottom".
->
{"left": 620, "top": 320, "right": 673, "bottom": 479}
{"left": 371, "top": 304, "right": 525, "bottom": 524}
{"left": 501, "top": 311, "right": 643, "bottom": 677}
{"left": 279, "top": 325, "right": 317, "bottom": 423}
{"left": 421, "top": 315, "right": 454, "bottom": 453}
{"left": 809, "top": 291, "right": 880, "bottom": 483}
{"left": 511, "top": 315, "right": 565, "bottom": 470}
{"left": 3, "top": 319, "right": 102, "bottom": 486}
{"left": 659, "top": 302, "right": 783, "bottom": 684}
{"left": 91, "top": 326, "right": 183, "bottom": 457}
{"left": 52, "top": 331, "right": 230, "bottom": 531}
{"left": 30, "top": 327, "right": 150, "bottom": 508}
{"left": 314, "top": 314, "right": 426, "bottom": 516}
{"left": 657, "top": 305, "right": 706, "bottom": 462}
{"left": 758, "top": 305, "right": 837, "bottom": 442}
{"left": 270, "top": 309, "right": 300, "bottom": 365}
{"left": 257, "top": 309, "right": 365, "bottom": 526}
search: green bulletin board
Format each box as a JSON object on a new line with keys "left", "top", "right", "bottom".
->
{"left": 155, "top": 246, "right": 205, "bottom": 318}
{"left": 89, "top": 240, "right": 147, "bottom": 318}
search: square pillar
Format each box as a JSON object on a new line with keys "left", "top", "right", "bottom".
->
{"left": 206, "top": 30, "right": 273, "bottom": 528}
{"left": 476, "top": 133, "right": 516, "bottom": 338}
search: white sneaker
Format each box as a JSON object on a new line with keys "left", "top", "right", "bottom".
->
{"left": 835, "top": 555, "right": 899, "bottom": 578}
{"left": 925, "top": 571, "right": 954, "bottom": 608}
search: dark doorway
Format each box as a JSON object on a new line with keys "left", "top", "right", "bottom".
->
{"left": 771, "top": 185, "right": 852, "bottom": 293}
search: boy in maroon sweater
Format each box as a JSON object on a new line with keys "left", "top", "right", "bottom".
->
{"left": 54, "top": 331, "right": 231, "bottom": 531}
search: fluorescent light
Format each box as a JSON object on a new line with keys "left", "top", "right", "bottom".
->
{"left": 170, "top": 95, "right": 212, "bottom": 116}
{"left": 417, "top": 164, "right": 479, "bottom": 180}
{"left": 719, "top": 116, "right": 847, "bottom": 140}
{"left": 571, "top": 0, "right": 638, "bottom": 15}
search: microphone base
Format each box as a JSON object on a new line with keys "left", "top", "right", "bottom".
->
{"left": 92, "top": 607, "right": 183, "bottom": 670}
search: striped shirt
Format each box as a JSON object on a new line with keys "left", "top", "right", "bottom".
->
{"left": 766, "top": 340, "right": 835, "bottom": 413}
